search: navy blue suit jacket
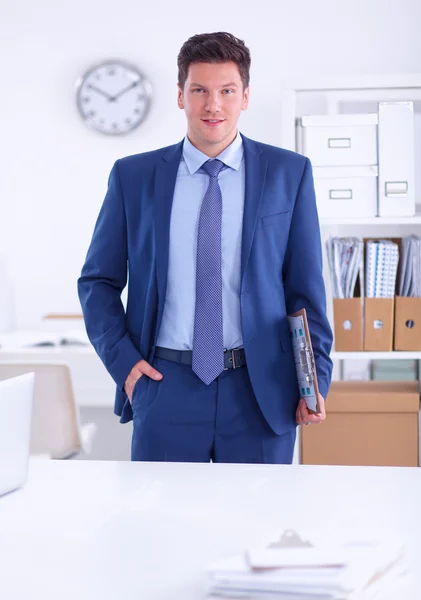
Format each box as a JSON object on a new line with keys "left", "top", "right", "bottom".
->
{"left": 78, "top": 135, "right": 333, "bottom": 434}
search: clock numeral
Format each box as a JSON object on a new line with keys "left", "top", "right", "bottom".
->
{"left": 87, "top": 110, "right": 96, "bottom": 118}
{"left": 134, "top": 108, "right": 141, "bottom": 115}
{"left": 112, "top": 122, "right": 119, "bottom": 129}
{"left": 125, "top": 118, "right": 132, "bottom": 125}
{"left": 108, "top": 68, "right": 116, "bottom": 76}
{"left": 83, "top": 97, "right": 91, "bottom": 103}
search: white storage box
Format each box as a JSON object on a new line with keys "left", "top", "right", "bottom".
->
{"left": 313, "top": 166, "right": 378, "bottom": 218}
{"left": 299, "top": 114, "right": 378, "bottom": 167}
{"left": 378, "top": 101, "right": 415, "bottom": 217}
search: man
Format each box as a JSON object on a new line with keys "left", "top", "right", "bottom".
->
{"left": 78, "top": 32, "right": 333, "bottom": 464}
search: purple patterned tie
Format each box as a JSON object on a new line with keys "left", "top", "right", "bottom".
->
{"left": 192, "top": 159, "right": 225, "bottom": 385}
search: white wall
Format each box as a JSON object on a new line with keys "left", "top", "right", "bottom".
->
{"left": 0, "top": 0, "right": 420, "bottom": 328}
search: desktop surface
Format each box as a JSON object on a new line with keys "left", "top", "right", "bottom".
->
{"left": 0, "top": 460, "right": 419, "bottom": 599}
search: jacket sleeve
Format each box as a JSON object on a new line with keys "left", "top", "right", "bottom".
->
{"left": 77, "top": 160, "right": 143, "bottom": 390}
{"left": 282, "top": 157, "right": 333, "bottom": 400}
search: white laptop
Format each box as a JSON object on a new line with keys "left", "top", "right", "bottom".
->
{"left": 0, "top": 373, "right": 35, "bottom": 496}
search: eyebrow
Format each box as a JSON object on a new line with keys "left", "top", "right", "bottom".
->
{"left": 190, "top": 82, "right": 238, "bottom": 88}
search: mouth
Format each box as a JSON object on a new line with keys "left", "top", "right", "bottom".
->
{"left": 201, "top": 118, "right": 225, "bottom": 127}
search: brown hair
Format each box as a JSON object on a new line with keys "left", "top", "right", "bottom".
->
{"left": 177, "top": 32, "right": 251, "bottom": 90}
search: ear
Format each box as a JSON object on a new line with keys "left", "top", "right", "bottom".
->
{"left": 177, "top": 85, "right": 184, "bottom": 110}
{"left": 242, "top": 86, "right": 250, "bottom": 111}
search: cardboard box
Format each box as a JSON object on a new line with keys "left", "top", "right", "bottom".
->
{"left": 301, "top": 381, "right": 420, "bottom": 467}
{"left": 333, "top": 298, "right": 363, "bottom": 351}
{"left": 394, "top": 296, "right": 421, "bottom": 350}
{"left": 363, "top": 297, "right": 395, "bottom": 351}
{"left": 313, "top": 166, "right": 378, "bottom": 219}
{"left": 299, "top": 113, "right": 378, "bottom": 167}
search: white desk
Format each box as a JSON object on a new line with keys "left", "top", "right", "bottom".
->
{"left": 0, "top": 460, "right": 419, "bottom": 599}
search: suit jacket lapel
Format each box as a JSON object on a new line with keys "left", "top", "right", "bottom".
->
{"left": 154, "top": 141, "right": 184, "bottom": 311}
{"left": 241, "top": 135, "right": 268, "bottom": 282}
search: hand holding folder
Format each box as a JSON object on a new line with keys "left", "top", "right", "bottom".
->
{"left": 287, "top": 308, "right": 326, "bottom": 424}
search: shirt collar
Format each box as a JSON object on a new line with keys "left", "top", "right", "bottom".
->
{"left": 182, "top": 131, "right": 243, "bottom": 175}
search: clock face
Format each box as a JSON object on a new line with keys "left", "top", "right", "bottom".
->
{"left": 76, "top": 60, "right": 152, "bottom": 135}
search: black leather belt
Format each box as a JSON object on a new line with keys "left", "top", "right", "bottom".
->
{"left": 154, "top": 346, "right": 246, "bottom": 370}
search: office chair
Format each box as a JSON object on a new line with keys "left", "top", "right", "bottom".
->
{"left": 0, "top": 362, "right": 97, "bottom": 459}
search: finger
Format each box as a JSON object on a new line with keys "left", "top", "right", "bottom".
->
{"left": 300, "top": 401, "right": 325, "bottom": 421}
{"left": 298, "top": 412, "right": 308, "bottom": 425}
{"left": 297, "top": 398, "right": 306, "bottom": 414}
{"left": 296, "top": 401, "right": 306, "bottom": 424}
{"left": 299, "top": 405, "right": 309, "bottom": 423}
{"left": 306, "top": 414, "right": 325, "bottom": 424}
{"left": 298, "top": 406, "right": 325, "bottom": 425}
{"left": 140, "top": 361, "right": 163, "bottom": 380}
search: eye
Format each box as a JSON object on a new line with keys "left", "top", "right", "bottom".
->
{"left": 222, "top": 89, "right": 234, "bottom": 95}
{"left": 192, "top": 88, "right": 205, "bottom": 93}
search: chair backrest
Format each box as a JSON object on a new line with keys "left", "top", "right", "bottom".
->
{"left": 0, "top": 373, "right": 34, "bottom": 495}
{"left": 0, "top": 363, "right": 82, "bottom": 459}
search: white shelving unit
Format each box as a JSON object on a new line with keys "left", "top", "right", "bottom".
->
{"left": 282, "top": 75, "right": 421, "bottom": 465}
{"left": 280, "top": 73, "right": 421, "bottom": 366}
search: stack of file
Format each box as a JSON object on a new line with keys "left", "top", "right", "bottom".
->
{"left": 398, "top": 235, "right": 421, "bottom": 297}
{"left": 365, "top": 240, "right": 399, "bottom": 298}
{"left": 206, "top": 532, "right": 410, "bottom": 599}
{"left": 326, "top": 237, "right": 364, "bottom": 299}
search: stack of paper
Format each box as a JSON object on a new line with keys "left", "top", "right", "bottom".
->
{"left": 206, "top": 533, "right": 409, "bottom": 599}
{"left": 365, "top": 240, "right": 399, "bottom": 298}
{"left": 326, "top": 237, "right": 364, "bottom": 299}
{"left": 398, "top": 235, "right": 421, "bottom": 297}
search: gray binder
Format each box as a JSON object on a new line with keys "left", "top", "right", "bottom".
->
{"left": 287, "top": 308, "right": 321, "bottom": 414}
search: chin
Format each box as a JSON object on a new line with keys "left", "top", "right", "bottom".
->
{"left": 202, "top": 128, "right": 230, "bottom": 143}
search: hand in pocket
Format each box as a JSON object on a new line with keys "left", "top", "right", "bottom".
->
{"left": 124, "top": 359, "right": 163, "bottom": 404}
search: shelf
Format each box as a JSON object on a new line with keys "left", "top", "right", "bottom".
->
{"left": 332, "top": 351, "right": 421, "bottom": 360}
{"left": 320, "top": 215, "right": 421, "bottom": 225}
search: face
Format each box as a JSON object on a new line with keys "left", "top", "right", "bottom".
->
{"left": 177, "top": 61, "right": 249, "bottom": 157}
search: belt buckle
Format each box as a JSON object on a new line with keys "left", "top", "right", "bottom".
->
{"left": 224, "top": 347, "right": 239, "bottom": 370}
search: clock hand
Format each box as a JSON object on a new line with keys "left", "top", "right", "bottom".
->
{"left": 113, "top": 80, "right": 141, "bottom": 101}
{"left": 86, "top": 84, "right": 114, "bottom": 101}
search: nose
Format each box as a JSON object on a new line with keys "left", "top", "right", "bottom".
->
{"left": 205, "top": 92, "right": 221, "bottom": 113}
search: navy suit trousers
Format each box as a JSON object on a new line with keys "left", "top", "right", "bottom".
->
{"left": 131, "top": 356, "right": 296, "bottom": 464}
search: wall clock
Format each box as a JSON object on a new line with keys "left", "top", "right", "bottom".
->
{"left": 76, "top": 59, "right": 152, "bottom": 135}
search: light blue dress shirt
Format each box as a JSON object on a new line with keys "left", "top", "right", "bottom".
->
{"left": 156, "top": 131, "right": 245, "bottom": 351}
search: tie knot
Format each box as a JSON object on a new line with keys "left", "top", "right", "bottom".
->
{"left": 201, "top": 159, "right": 224, "bottom": 178}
